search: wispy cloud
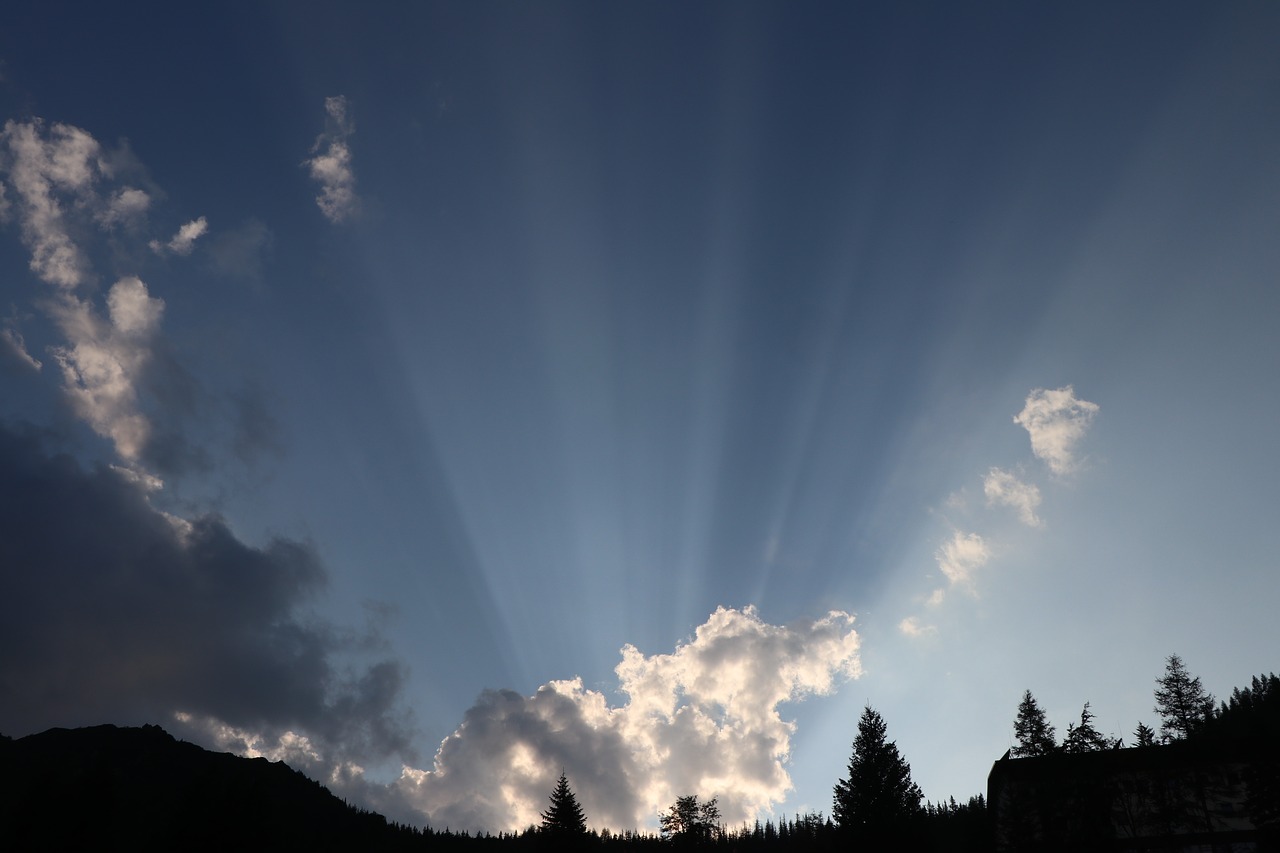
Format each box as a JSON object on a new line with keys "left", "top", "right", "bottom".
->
{"left": 935, "top": 530, "right": 990, "bottom": 594}
{"left": 1, "top": 323, "right": 41, "bottom": 371}
{"left": 0, "top": 119, "right": 104, "bottom": 289}
{"left": 97, "top": 186, "right": 151, "bottom": 230}
{"left": 281, "top": 606, "right": 861, "bottom": 833}
{"left": 304, "top": 96, "right": 359, "bottom": 224}
{"left": 149, "top": 216, "right": 208, "bottom": 255}
{"left": 1013, "top": 386, "right": 1099, "bottom": 476}
{"left": 898, "top": 616, "right": 936, "bottom": 638}
{"left": 984, "top": 467, "right": 1043, "bottom": 527}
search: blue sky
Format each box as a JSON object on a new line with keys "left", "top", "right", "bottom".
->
{"left": 2, "top": 0, "right": 1278, "bottom": 833}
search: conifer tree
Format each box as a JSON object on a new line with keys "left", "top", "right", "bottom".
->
{"left": 1012, "top": 690, "right": 1057, "bottom": 757}
{"left": 540, "top": 771, "right": 587, "bottom": 836}
{"left": 1062, "top": 702, "right": 1113, "bottom": 752}
{"left": 1154, "top": 654, "right": 1215, "bottom": 741}
{"left": 1133, "top": 722, "right": 1158, "bottom": 747}
{"left": 832, "top": 706, "right": 923, "bottom": 835}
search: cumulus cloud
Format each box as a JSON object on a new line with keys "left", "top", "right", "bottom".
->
{"left": 330, "top": 606, "right": 860, "bottom": 834}
{"left": 0, "top": 423, "right": 413, "bottom": 766}
{"left": 984, "top": 467, "right": 1043, "bottom": 527}
{"left": 1013, "top": 386, "right": 1099, "bottom": 476}
{"left": 934, "top": 530, "right": 990, "bottom": 594}
{"left": 149, "top": 216, "right": 207, "bottom": 255}
{"left": 304, "top": 95, "right": 359, "bottom": 223}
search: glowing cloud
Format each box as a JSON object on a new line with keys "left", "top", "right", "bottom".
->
{"left": 377, "top": 606, "right": 860, "bottom": 833}
{"left": 304, "top": 95, "right": 359, "bottom": 223}
{"left": 935, "top": 530, "right": 990, "bottom": 593}
{"left": 984, "top": 467, "right": 1043, "bottom": 527}
{"left": 1013, "top": 386, "right": 1099, "bottom": 476}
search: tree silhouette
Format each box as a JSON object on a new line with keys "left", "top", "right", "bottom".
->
{"left": 1063, "top": 702, "right": 1114, "bottom": 752}
{"left": 539, "top": 772, "right": 587, "bottom": 836}
{"left": 1133, "top": 721, "right": 1158, "bottom": 747}
{"left": 1155, "top": 654, "right": 1214, "bottom": 741}
{"left": 832, "top": 705, "right": 922, "bottom": 838}
{"left": 1012, "top": 690, "right": 1057, "bottom": 757}
{"left": 659, "top": 794, "right": 720, "bottom": 845}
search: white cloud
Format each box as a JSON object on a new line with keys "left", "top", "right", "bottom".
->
{"left": 304, "top": 95, "right": 359, "bottom": 223}
{"left": 935, "top": 530, "right": 990, "bottom": 592}
{"left": 0, "top": 119, "right": 105, "bottom": 289}
{"left": 149, "top": 216, "right": 207, "bottom": 255}
{"left": 49, "top": 277, "right": 163, "bottom": 462}
{"left": 298, "top": 606, "right": 861, "bottom": 834}
{"left": 1013, "top": 386, "right": 1099, "bottom": 476}
{"left": 97, "top": 186, "right": 151, "bottom": 229}
{"left": 898, "top": 616, "right": 936, "bottom": 638}
{"left": 984, "top": 467, "right": 1043, "bottom": 527}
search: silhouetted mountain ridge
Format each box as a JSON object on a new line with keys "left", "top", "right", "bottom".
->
{"left": 0, "top": 723, "right": 423, "bottom": 847}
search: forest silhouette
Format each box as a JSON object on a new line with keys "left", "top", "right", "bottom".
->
{"left": 1, "top": 657, "right": 1276, "bottom": 850}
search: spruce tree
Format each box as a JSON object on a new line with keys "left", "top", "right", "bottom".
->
{"left": 1154, "top": 654, "right": 1215, "bottom": 741}
{"left": 1012, "top": 690, "right": 1057, "bottom": 757}
{"left": 1062, "top": 702, "right": 1112, "bottom": 752}
{"left": 540, "top": 771, "right": 587, "bottom": 836}
{"left": 1133, "top": 722, "right": 1158, "bottom": 747}
{"left": 832, "top": 706, "right": 923, "bottom": 835}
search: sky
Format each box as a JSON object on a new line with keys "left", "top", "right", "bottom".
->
{"left": 2, "top": 0, "right": 1279, "bottom": 834}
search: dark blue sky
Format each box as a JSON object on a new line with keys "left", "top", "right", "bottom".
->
{"left": 2, "top": 1, "right": 1278, "bottom": 832}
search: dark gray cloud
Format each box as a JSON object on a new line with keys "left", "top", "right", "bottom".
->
{"left": 0, "top": 421, "right": 414, "bottom": 763}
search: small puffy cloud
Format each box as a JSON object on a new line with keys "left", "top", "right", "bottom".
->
{"left": 935, "top": 530, "right": 990, "bottom": 592}
{"left": 0, "top": 424, "right": 414, "bottom": 767}
{"left": 984, "top": 467, "right": 1043, "bottom": 527}
{"left": 47, "top": 277, "right": 163, "bottom": 462}
{"left": 1013, "top": 386, "right": 1099, "bottom": 476}
{"left": 898, "top": 616, "right": 936, "bottom": 638}
{"left": 368, "top": 606, "right": 860, "bottom": 833}
{"left": 149, "top": 216, "right": 207, "bottom": 255}
{"left": 304, "top": 95, "right": 359, "bottom": 224}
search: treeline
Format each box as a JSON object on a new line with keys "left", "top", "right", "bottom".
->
{"left": 2, "top": 659, "right": 1275, "bottom": 850}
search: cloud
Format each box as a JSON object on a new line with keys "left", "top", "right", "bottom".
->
{"left": 0, "top": 423, "right": 414, "bottom": 766}
{"left": 97, "top": 186, "right": 151, "bottom": 230}
{"left": 328, "top": 606, "right": 860, "bottom": 834}
{"left": 207, "top": 218, "right": 273, "bottom": 281}
{"left": 0, "top": 119, "right": 105, "bottom": 289}
{"left": 0, "top": 324, "right": 41, "bottom": 372}
{"left": 149, "top": 216, "right": 207, "bottom": 255}
{"left": 304, "top": 96, "right": 359, "bottom": 223}
{"left": 898, "top": 616, "right": 936, "bottom": 638}
{"left": 46, "top": 277, "right": 163, "bottom": 462}
{"left": 983, "top": 467, "right": 1043, "bottom": 527}
{"left": 1013, "top": 386, "right": 1099, "bottom": 476}
{"left": 934, "top": 530, "right": 990, "bottom": 592}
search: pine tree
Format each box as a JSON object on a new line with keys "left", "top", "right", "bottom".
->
{"left": 1062, "top": 702, "right": 1112, "bottom": 752}
{"left": 832, "top": 706, "right": 923, "bottom": 835}
{"left": 1012, "top": 690, "right": 1058, "bottom": 757}
{"left": 540, "top": 771, "right": 587, "bottom": 836}
{"left": 1155, "top": 654, "right": 1215, "bottom": 741}
{"left": 1133, "top": 722, "right": 1158, "bottom": 747}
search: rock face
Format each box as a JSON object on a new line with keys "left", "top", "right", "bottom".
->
{"left": 0, "top": 724, "right": 403, "bottom": 847}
